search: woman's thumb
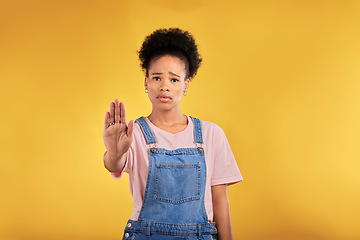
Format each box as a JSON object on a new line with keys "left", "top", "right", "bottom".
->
{"left": 127, "top": 120, "right": 134, "bottom": 136}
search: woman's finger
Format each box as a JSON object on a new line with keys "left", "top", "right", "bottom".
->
{"left": 114, "top": 99, "right": 120, "bottom": 124}
{"left": 127, "top": 120, "right": 134, "bottom": 136}
{"left": 120, "top": 102, "right": 127, "bottom": 124}
{"left": 109, "top": 101, "right": 115, "bottom": 124}
{"left": 104, "top": 111, "right": 110, "bottom": 129}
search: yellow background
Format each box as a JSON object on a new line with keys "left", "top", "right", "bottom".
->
{"left": 1, "top": 0, "right": 360, "bottom": 239}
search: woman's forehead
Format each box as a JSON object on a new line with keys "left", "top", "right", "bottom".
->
{"left": 148, "top": 55, "right": 186, "bottom": 77}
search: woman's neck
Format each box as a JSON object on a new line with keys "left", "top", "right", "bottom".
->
{"left": 147, "top": 108, "right": 188, "bottom": 130}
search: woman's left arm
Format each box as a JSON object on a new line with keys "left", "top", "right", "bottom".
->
{"left": 211, "top": 184, "right": 233, "bottom": 240}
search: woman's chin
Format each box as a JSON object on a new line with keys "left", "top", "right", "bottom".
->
{"left": 152, "top": 103, "right": 177, "bottom": 112}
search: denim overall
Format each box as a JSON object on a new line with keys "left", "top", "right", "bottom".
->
{"left": 121, "top": 116, "right": 218, "bottom": 240}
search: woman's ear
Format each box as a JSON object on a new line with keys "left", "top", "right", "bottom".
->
{"left": 144, "top": 76, "right": 148, "bottom": 90}
{"left": 184, "top": 78, "right": 190, "bottom": 92}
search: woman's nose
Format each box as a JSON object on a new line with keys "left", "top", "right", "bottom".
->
{"left": 160, "top": 82, "right": 170, "bottom": 92}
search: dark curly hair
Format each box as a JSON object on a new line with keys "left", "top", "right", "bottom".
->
{"left": 137, "top": 28, "right": 202, "bottom": 80}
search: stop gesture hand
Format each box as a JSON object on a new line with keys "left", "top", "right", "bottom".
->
{"left": 103, "top": 99, "right": 134, "bottom": 160}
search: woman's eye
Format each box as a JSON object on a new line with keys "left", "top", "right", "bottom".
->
{"left": 153, "top": 77, "right": 160, "bottom": 81}
{"left": 171, "top": 78, "right": 179, "bottom": 82}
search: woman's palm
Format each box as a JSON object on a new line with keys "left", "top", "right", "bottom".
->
{"left": 103, "top": 99, "right": 134, "bottom": 159}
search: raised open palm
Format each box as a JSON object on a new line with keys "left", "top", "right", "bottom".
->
{"left": 103, "top": 99, "right": 134, "bottom": 159}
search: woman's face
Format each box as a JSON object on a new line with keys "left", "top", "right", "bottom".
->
{"left": 145, "top": 55, "right": 189, "bottom": 112}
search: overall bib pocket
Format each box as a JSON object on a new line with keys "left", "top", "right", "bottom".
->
{"left": 153, "top": 163, "right": 201, "bottom": 204}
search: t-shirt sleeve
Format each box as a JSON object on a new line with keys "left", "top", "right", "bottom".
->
{"left": 211, "top": 126, "right": 243, "bottom": 186}
{"left": 110, "top": 146, "right": 133, "bottom": 179}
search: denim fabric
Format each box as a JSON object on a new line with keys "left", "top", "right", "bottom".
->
{"left": 154, "top": 163, "right": 200, "bottom": 204}
{"left": 122, "top": 117, "right": 218, "bottom": 239}
{"left": 123, "top": 220, "right": 218, "bottom": 239}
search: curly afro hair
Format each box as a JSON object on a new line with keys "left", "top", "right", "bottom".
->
{"left": 137, "top": 27, "right": 202, "bottom": 80}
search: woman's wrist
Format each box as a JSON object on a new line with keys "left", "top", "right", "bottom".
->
{"left": 103, "top": 151, "right": 126, "bottom": 172}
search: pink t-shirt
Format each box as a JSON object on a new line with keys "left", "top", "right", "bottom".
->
{"left": 110, "top": 115, "right": 243, "bottom": 221}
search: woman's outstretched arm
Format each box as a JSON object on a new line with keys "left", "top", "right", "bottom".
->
{"left": 103, "top": 99, "right": 134, "bottom": 172}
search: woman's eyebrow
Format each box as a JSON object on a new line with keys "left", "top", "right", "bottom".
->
{"left": 151, "top": 72, "right": 180, "bottom": 78}
{"left": 169, "top": 72, "right": 180, "bottom": 77}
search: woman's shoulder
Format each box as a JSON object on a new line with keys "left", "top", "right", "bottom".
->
{"left": 191, "top": 117, "right": 225, "bottom": 135}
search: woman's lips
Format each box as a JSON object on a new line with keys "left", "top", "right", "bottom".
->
{"left": 157, "top": 95, "right": 171, "bottom": 102}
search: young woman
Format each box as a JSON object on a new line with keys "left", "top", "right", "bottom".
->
{"left": 102, "top": 28, "right": 243, "bottom": 240}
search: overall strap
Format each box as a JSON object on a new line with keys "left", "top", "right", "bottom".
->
{"left": 135, "top": 117, "right": 156, "bottom": 144}
{"left": 190, "top": 116, "right": 203, "bottom": 144}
